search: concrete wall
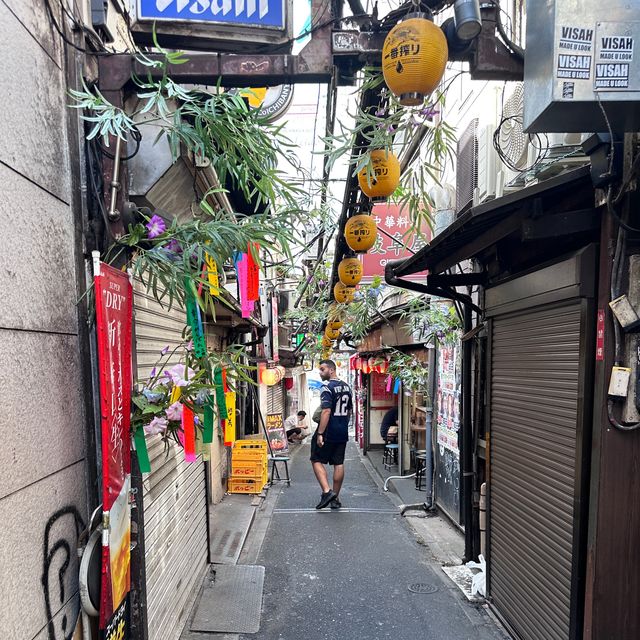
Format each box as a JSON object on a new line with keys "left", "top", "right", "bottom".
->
{"left": 0, "top": 2, "right": 90, "bottom": 638}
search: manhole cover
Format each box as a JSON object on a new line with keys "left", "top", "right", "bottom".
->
{"left": 408, "top": 583, "right": 438, "bottom": 594}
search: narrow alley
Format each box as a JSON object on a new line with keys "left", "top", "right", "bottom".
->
{"left": 224, "top": 443, "right": 506, "bottom": 640}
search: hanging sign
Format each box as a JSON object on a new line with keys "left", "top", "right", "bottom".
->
{"left": 224, "top": 391, "right": 237, "bottom": 446}
{"left": 271, "top": 295, "right": 280, "bottom": 361}
{"left": 136, "top": 0, "right": 286, "bottom": 29}
{"left": 93, "top": 256, "right": 133, "bottom": 637}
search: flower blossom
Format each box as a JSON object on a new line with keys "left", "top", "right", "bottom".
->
{"left": 142, "top": 388, "right": 163, "bottom": 404}
{"left": 160, "top": 345, "right": 170, "bottom": 356}
{"left": 164, "top": 363, "right": 196, "bottom": 387}
{"left": 165, "top": 402, "right": 183, "bottom": 422}
{"left": 144, "top": 416, "right": 168, "bottom": 435}
{"left": 146, "top": 214, "right": 166, "bottom": 239}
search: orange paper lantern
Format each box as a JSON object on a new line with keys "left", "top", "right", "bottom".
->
{"left": 334, "top": 282, "right": 356, "bottom": 304}
{"left": 358, "top": 150, "right": 401, "bottom": 200}
{"left": 344, "top": 214, "right": 377, "bottom": 254}
{"left": 325, "top": 326, "right": 341, "bottom": 341}
{"left": 382, "top": 15, "right": 448, "bottom": 106}
{"left": 261, "top": 365, "right": 285, "bottom": 386}
{"left": 338, "top": 257, "right": 364, "bottom": 286}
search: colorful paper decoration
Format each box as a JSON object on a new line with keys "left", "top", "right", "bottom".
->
{"left": 247, "top": 242, "right": 260, "bottom": 302}
{"left": 224, "top": 391, "right": 236, "bottom": 446}
{"left": 214, "top": 368, "right": 228, "bottom": 420}
{"left": 183, "top": 404, "right": 196, "bottom": 463}
{"left": 393, "top": 378, "right": 401, "bottom": 394}
{"left": 203, "top": 399, "right": 214, "bottom": 444}
{"left": 205, "top": 253, "right": 220, "bottom": 296}
{"left": 134, "top": 428, "right": 151, "bottom": 473}
{"left": 184, "top": 277, "right": 207, "bottom": 358}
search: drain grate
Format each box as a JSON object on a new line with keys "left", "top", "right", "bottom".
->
{"left": 408, "top": 582, "right": 438, "bottom": 594}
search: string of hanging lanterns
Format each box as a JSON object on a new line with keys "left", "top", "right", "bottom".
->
{"left": 327, "top": 7, "right": 448, "bottom": 360}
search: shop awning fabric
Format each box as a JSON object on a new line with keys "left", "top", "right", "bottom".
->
{"left": 385, "top": 166, "right": 594, "bottom": 288}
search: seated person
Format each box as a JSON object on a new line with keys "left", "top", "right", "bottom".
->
{"left": 285, "top": 411, "right": 309, "bottom": 443}
{"left": 380, "top": 407, "right": 398, "bottom": 443}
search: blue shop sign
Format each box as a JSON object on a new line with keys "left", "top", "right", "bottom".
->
{"left": 138, "top": 0, "right": 285, "bottom": 30}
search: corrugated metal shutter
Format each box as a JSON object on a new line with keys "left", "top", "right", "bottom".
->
{"left": 267, "top": 382, "right": 284, "bottom": 416}
{"left": 489, "top": 302, "right": 581, "bottom": 640}
{"left": 134, "top": 282, "right": 208, "bottom": 640}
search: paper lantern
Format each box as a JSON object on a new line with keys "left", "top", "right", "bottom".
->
{"left": 352, "top": 356, "right": 362, "bottom": 370}
{"left": 261, "top": 365, "right": 285, "bottom": 386}
{"left": 284, "top": 377, "right": 294, "bottom": 391}
{"left": 344, "top": 214, "right": 377, "bottom": 253}
{"left": 321, "top": 336, "right": 333, "bottom": 348}
{"left": 378, "top": 359, "right": 389, "bottom": 374}
{"left": 338, "top": 257, "right": 364, "bottom": 287}
{"left": 361, "top": 361, "right": 371, "bottom": 374}
{"left": 357, "top": 150, "right": 400, "bottom": 200}
{"left": 325, "top": 326, "right": 341, "bottom": 341}
{"left": 328, "top": 319, "right": 343, "bottom": 331}
{"left": 334, "top": 282, "right": 356, "bottom": 304}
{"left": 382, "top": 14, "right": 448, "bottom": 106}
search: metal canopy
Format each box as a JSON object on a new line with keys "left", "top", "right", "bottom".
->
{"left": 386, "top": 166, "right": 594, "bottom": 281}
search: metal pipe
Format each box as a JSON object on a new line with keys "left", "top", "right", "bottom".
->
{"left": 383, "top": 473, "right": 416, "bottom": 492}
{"left": 462, "top": 303, "right": 474, "bottom": 561}
{"left": 108, "top": 134, "right": 123, "bottom": 221}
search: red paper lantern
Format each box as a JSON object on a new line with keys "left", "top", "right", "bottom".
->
{"left": 284, "top": 376, "right": 294, "bottom": 390}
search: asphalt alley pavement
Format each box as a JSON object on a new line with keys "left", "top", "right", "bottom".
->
{"left": 239, "top": 442, "right": 508, "bottom": 640}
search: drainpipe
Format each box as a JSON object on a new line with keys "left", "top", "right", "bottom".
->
{"left": 461, "top": 303, "right": 474, "bottom": 561}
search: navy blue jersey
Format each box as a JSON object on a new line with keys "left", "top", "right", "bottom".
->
{"left": 320, "top": 378, "right": 353, "bottom": 443}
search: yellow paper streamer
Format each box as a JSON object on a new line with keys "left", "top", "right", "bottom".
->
{"left": 224, "top": 391, "right": 236, "bottom": 445}
{"left": 205, "top": 253, "right": 220, "bottom": 297}
{"left": 169, "top": 385, "right": 182, "bottom": 404}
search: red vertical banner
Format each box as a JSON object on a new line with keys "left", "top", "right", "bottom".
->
{"left": 94, "top": 256, "right": 133, "bottom": 638}
{"left": 247, "top": 242, "right": 260, "bottom": 302}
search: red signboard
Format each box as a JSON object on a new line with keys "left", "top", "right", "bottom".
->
{"left": 371, "top": 372, "right": 393, "bottom": 401}
{"left": 361, "top": 203, "right": 432, "bottom": 281}
{"left": 94, "top": 258, "right": 133, "bottom": 636}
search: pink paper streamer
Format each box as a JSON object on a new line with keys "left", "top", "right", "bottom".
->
{"left": 386, "top": 375, "right": 392, "bottom": 392}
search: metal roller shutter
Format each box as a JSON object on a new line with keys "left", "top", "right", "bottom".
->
{"left": 134, "top": 282, "right": 208, "bottom": 640}
{"left": 267, "top": 382, "right": 284, "bottom": 416}
{"left": 489, "top": 302, "right": 582, "bottom": 640}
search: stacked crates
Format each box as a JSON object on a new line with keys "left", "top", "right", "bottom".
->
{"left": 229, "top": 439, "right": 268, "bottom": 494}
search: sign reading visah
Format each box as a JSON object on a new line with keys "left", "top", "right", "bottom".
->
{"left": 132, "top": 0, "right": 292, "bottom": 51}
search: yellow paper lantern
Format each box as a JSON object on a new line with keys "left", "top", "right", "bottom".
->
{"left": 325, "top": 326, "right": 341, "bottom": 341}
{"left": 334, "top": 282, "right": 356, "bottom": 304}
{"left": 358, "top": 150, "right": 401, "bottom": 199}
{"left": 344, "top": 214, "right": 377, "bottom": 254}
{"left": 338, "top": 257, "right": 363, "bottom": 287}
{"left": 382, "top": 15, "right": 448, "bottom": 106}
{"left": 321, "top": 336, "right": 333, "bottom": 348}
{"left": 328, "top": 319, "right": 343, "bottom": 331}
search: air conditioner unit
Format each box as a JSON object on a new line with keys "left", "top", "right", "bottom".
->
{"left": 455, "top": 118, "right": 478, "bottom": 215}
{"left": 475, "top": 125, "right": 498, "bottom": 204}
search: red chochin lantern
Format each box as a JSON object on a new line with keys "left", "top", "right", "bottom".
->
{"left": 284, "top": 377, "right": 294, "bottom": 391}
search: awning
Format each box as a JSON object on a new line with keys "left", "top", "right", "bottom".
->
{"left": 386, "top": 166, "right": 594, "bottom": 282}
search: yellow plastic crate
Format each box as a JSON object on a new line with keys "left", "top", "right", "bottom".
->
{"left": 232, "top": 460, "right": 267, "bottom": 478}
{"left": 234, "top": 439, "right": 267, "bottom": 450}
{"left": 228, "top": 477, "right": 267, "bottom": 494}
{"left": 232, "top": 449, "right": 267, "bottom": 462}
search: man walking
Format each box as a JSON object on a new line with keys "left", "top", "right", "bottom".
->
{"left": 311, "top": 359, "right": 353, "bottom": 510}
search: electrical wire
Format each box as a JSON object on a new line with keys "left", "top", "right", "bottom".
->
{"left": 97, "top": 125, "right": 143, "bottom": 161}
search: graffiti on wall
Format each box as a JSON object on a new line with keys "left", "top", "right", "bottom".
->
{"left": 41, "top": 506, "right": 86, "bottom": 640}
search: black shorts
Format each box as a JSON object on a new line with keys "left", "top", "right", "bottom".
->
{"left": 310, "top": 432, "right": 347, "bottom": 465}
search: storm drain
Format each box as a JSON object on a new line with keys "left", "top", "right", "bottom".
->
{"left": 191, "top": 565, "right": 265, "bottom": 634}
{"left": 408, "top": 583, "right": 438, "bottom": 594}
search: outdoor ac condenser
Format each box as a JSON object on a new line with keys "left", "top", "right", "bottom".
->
{"left": 524, "top": 0, "right": 640, "bottom": 132}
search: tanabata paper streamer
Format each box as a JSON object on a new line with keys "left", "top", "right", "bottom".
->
{"left": 205, "top": 253, "right": 220, "bottom": 296}
{"left": 214, "top": 368, "right": 228, "bottom": 421}
{"left": 224, "top": 391, "right": 237, "bottom": 446}
{"left": 170, "top": 385, "right": 182, "bottom": 405}
{"left": 134, "top": 428, "right": 151, "bottom": 473}
{"left": 203, "top": 399, "right": 214, "bottom": 444}
{"left": 183, "top": 404, "right": 196, "bottom": 463}
{"left": 386, "top": 375, "right": 392, "bottom": 392}
{"left": 184, "top": 277, "right": 207, "bottom": 358}
{"left": 247, "top": 243, "right": 260, "bottom": 302}
{"left": 393, "top": 378, "right": 401, "bottom": 394}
